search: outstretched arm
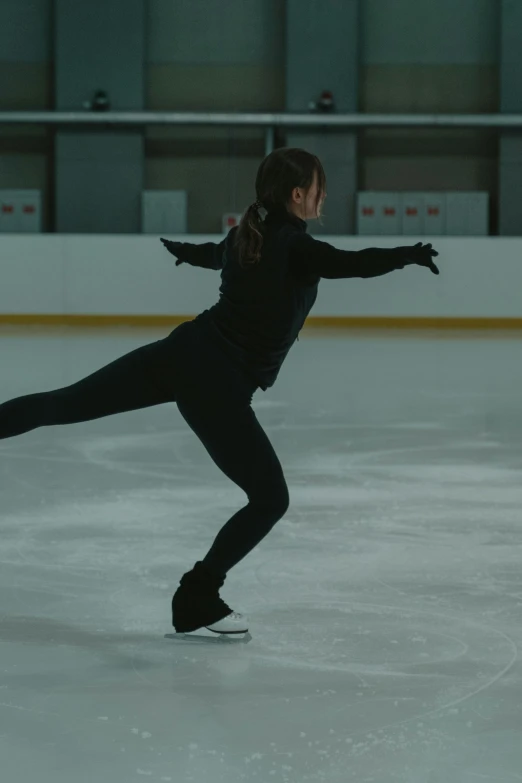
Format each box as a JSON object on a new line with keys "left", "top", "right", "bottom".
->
{"left": 160, "top": 237, "right": 226, "bottom": 270}
{"left": 288, "top": 233, "right": 439, "bottom": 279}
{"left": 160, "top": 227, "right": 237, "bottom": 270}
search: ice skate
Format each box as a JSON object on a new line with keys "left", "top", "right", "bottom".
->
{"left": 165, "top": 610, "right": 251, "bottom": 643}
{"left": 167, "top": 561, "right": 251, "bottom": 642}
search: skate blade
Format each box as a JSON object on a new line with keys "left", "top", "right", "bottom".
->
{"left": 165, "top": 631, "right": 252, "bottom": 644}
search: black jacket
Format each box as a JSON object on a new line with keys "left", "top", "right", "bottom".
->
{"left": 179, "top": 206, "right": 409, "bottom": 391}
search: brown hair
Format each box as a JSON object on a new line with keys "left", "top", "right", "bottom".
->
{"left": 234, "top": 147, "right": 326, "bottom": 268}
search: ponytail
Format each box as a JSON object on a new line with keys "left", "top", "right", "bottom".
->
{"left": 234, "top": 200, "right": 265, "bottom": 269}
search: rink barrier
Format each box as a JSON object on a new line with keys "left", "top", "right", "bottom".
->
{"left": 2, "top": 235, "right": 522, "bottom": 323}
{"left": 1, "top": 315, "right": 522, "bottom": 330}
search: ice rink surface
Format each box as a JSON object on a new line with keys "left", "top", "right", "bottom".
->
{"left": 1, "top": 325, "right": 522, "bottom": 783}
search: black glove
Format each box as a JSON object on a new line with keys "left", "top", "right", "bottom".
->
{"left": 397, "top": 242, "right": 440, "bottom": 275}
{"left": 160, "top": 238, "right": 186, "bottom": 266}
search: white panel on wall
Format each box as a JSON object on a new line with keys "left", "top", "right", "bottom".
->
{"left": 142, "top": 191, "right": 187, "bottom": 234}
{"left": 466, "top": 193, "right": 489, "bottom": 236}
{"left": 0, "top": 191, "right": 41, "bottom": 233}
{"left": 362, "top": 0, "right": 499, "bottom": 65}
{"left": 401, "top": 193, "right": 446, "bottom": 235}
{"left": 357, "top": 192, "right": 401, "bottom": 235}
{"left": 446, "top": 193, "right": 489, "bottom": 236}
{"left": 148, "top": 0, "right": 284, "bottom": 65}
{"left": 423, "top": 193, "right": 446, "bottom": 235}
{"left": 357, "top": 192, "right": 379, "bottom": 235}
{"left": 376, "top": 193, "right": 400, "bottom": 235}
{"left": 357, "top": 192, "right": 488, "bottom": 236}
{"left": 0, "top": 0, "right": 51, "bottom": 62}
{"left": 401, "top": 193, "right": 423, "bottom": 236}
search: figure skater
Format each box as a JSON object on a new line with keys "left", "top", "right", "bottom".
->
{"left": 0, "top": 147, "right": 439, "bottom": 637}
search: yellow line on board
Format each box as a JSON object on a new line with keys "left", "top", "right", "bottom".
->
{"left": 0, "top": 315, "right": 521, "bottom": 331}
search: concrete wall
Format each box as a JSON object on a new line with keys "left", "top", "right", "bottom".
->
{"left": 0, "top": 235, "right": 519, "bottom": 324}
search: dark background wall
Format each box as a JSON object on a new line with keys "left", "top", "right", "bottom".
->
{"left": 0, "top": 0, "right": 500, "bottom": 233}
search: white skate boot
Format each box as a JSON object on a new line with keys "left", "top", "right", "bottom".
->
{"left": 205, "top": 611, "right": 249, "bottom": 635}
{"left": 166, "top": 612, "right": 251, "bottom": 643}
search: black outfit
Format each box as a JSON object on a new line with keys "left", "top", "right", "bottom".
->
{"left": 0, "top": 207, "right": 411, "bottom": 583}
{"left": 188, "top": 206, "right": 410, "bottom": 391}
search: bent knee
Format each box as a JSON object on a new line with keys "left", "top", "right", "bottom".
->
{"left": 251, "top": 481, "right": 290, "bottom": 519}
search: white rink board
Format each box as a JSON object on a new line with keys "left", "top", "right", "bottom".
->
{"left": 0, "top": 234, "right": 520, "bottom": 319}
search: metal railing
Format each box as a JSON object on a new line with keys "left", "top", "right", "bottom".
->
{"left": 0, "top": 111, "right": 520, "bottom": 156}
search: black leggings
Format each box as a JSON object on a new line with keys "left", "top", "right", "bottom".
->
{"left": 0, "top": 319, "right": 290, "bottom": 576}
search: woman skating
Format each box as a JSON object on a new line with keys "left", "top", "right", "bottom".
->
{"left": 0, "top": 147, "right": 439, "bottom": 637}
